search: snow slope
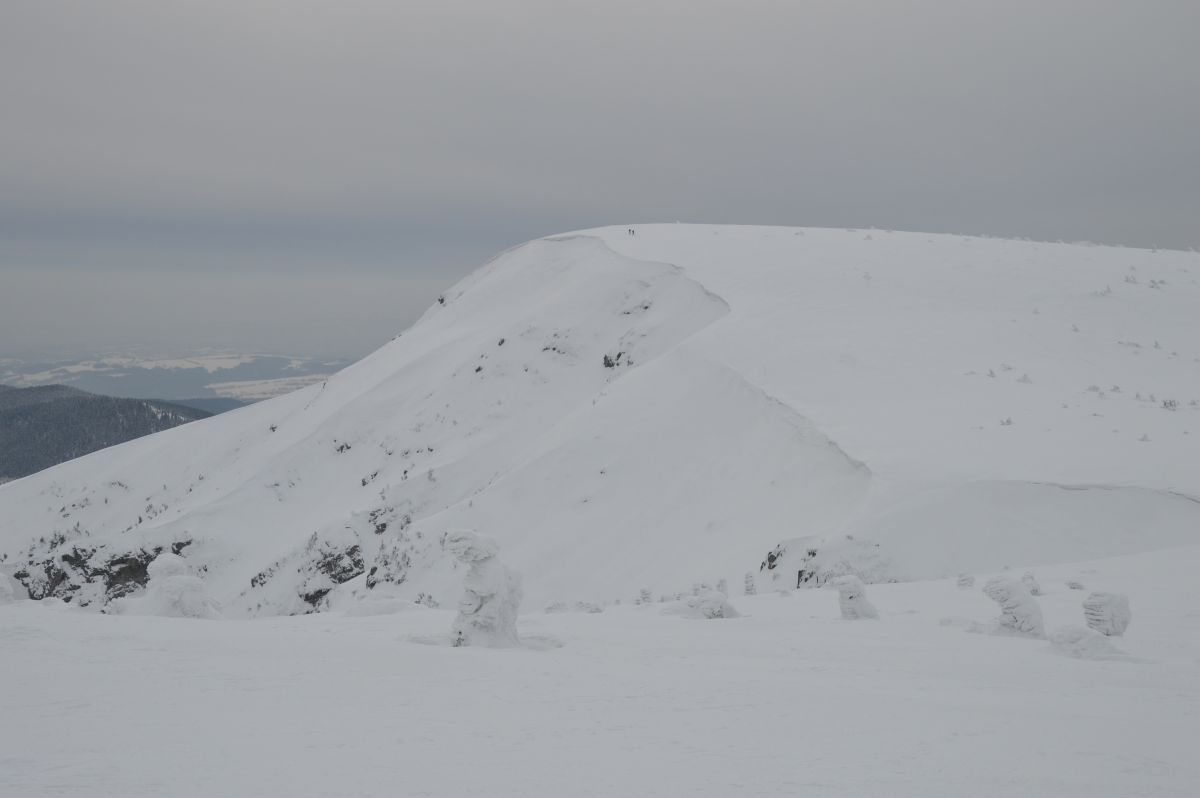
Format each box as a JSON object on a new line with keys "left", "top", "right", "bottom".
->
{"left": 0, "top": 227, "right": 1197, "bottom": 612}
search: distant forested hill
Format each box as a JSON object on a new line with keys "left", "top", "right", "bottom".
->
{"left": 0, "top": 385, "right": 210, "bottom": 481}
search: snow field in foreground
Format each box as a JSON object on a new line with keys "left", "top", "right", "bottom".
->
{"left": 3, "top": 545, "right": 1198, "bottom": 798}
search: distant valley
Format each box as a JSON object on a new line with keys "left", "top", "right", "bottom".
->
{"left": 0, "top": 384, "right": 217, "bottom": 482}
{"left": 0, "top": 352, "right": 351, "bottom": 401}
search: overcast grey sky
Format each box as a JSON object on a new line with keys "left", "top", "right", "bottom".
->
{"left": 2, "top": 0, "right": 1197, "bottom": 358}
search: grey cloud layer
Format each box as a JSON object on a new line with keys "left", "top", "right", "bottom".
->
{"left": 2, "top": 0, "right": 1197, "bottom": 356}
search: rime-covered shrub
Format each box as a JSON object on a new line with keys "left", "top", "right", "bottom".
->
{"left": 688, "top": 589, "right": 739, "bottom": 619}
{"left": 1083, "top": 592, "right": 1131, "bottom": 636}
{"left": 831, "top": 575, "right": 878, "bottom": 619}
{"left": 113, "top": 552, "right": 222, "bottom": 619}
{"left": 447, "top": 530, "right": 523, "bottom": 647}
{"left": 983, "top": 576, "right": 1044, "bottom": 637}
{"left": 662, "top": 589, "right": 740, "bottom": 619}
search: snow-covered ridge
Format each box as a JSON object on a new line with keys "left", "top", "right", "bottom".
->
{"left": 1, "top": 226, "right": 1197, "bottom": 613}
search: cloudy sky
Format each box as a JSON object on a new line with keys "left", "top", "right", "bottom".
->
{"left": 2, "top": 1, "right": 1197, "bottom": 359}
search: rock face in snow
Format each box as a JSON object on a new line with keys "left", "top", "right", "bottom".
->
{"left": 112, "top": 553, "right": 222, "bottom": 619}
{"left": 983, "top": 576, "right": 1045, "bottom": 637}
{"left": 1083, "top": 592, "right": 1132, "bottom": 636}
{"left": 0, "top": 226, "right": 1198, "bottom": 615}
{"left": 448, "top": 531, "right": 523, "bottom": 647}
{"left": 831, "top": 575, "right": 878, "bottom": 619}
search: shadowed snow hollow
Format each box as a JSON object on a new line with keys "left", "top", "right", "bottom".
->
{"left": 0, "top": 227, "right": 1197, "bottom": 613}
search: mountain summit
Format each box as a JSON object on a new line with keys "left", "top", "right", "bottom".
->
{"left": 1, "top": 226, "right": 1196, "bottom": 612}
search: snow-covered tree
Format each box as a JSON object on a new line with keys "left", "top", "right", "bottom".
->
{"left": 956, "top": 573, "right": 975, "bottom": 589}
{"left": 1021, "top": 571, "right": 1042, "bottom": 596}
{"left": 831, "top": 575, "right": 878, "bottom": 619}
{"left": 1083, "top": 592, "right": 1131, "bottom": 636}
{"left": 685, "top": 588, "right": 739, "bottom": 619}
{"left": 447, "top": 530, "right": 523, "bottom": 648}
{"left": 743, "top": 572, "right": 757, "bottom": 596}
{"left": 114, "top": 552, "right": 222, "bottom": 619}
{"left": 638, "top": 587, "right": 652, "bottom": 605}
{"left": 716, "top": 578, "right": 728, "bottom": 596}
{"left": 982, "top": 576, "right": 1044, "bottom": 637}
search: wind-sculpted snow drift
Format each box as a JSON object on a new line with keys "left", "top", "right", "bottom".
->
{"left": 1, "top": 227, "right": 1198, "bottom": 615}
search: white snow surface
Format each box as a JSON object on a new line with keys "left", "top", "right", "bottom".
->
{"left": 2, "top": 546, "right": 1198, "bottom": 797}
{"left": 0, "top": 226, "right": 1198, "bottom": 615}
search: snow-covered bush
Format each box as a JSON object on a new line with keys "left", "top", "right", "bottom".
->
{"left": 982, "top": 576, "right": 1044, "bottom": 637}
{"left": 447, "top": 530, "right": 523, "bottom": 647}
{"left": 1048, "top": 626, "right": 1129, "bottom": 660}
{"left": 689, "top": 589, "right": 739, "bottom": 619}
{"left": 1083, "top": 592, "right": 1131, "bottom": 636}
{"left": 113, "top": 552, "right": 222, "bottom": 619}
{"left": 743, "top": 571, "right": 757, "bottom": 596}
{"left": 956, "top": 573, "right": 975, "bottom": 589}
{"left": 662, "top": 589, "right": 740, "bottom": 619}
{"left": 1021, "top": 571, "right": 1043, "bottom": 596}
{"left": 831, "top": 575, "right": 878, "bottom": 620}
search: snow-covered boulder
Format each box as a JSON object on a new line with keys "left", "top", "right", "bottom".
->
{"left": 983, "top": 576, "right": 1044, "bottom": 637}
{"left": 831, "top": 575, "right": 878, "bottom": 620}
{"left": 1048, "top": 625, "right": 1129, "bottom": 660}
{"left": 447, "top": 530, "right": 523, "bottom": 647}
{"left": 1083, "top": 592, "right": 1131, "bottom": 636}
{"left": 112, "top": 553, "right": 222, "bottom": 619}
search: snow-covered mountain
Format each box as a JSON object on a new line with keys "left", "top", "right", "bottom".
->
{"left": 1, "top": 226, "right": 1197, "bottom": 614}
